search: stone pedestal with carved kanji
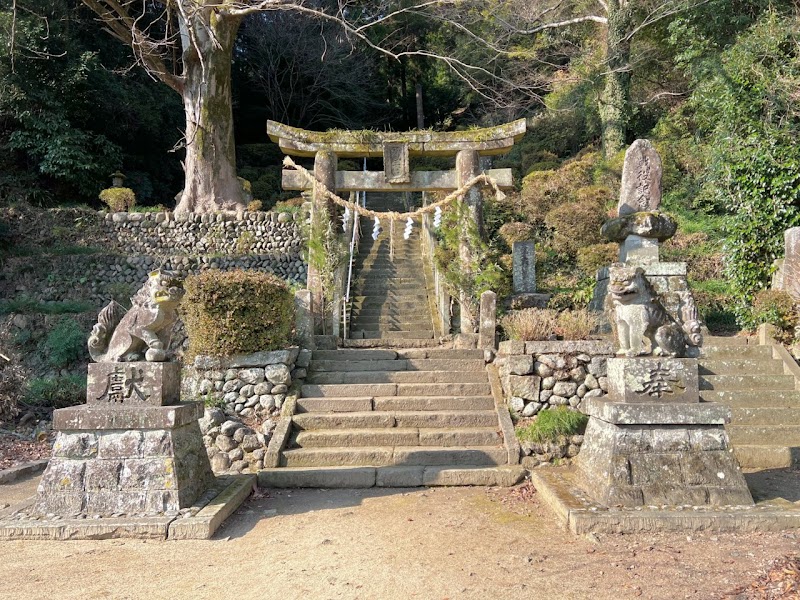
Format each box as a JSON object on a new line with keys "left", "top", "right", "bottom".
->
{"left": 33, "top": 363, "right": 214, "bottom": 517}
{"left": 574, "top": 358, "right": 753, "bottom": 507}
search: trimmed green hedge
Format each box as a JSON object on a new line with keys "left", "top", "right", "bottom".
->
{"left": 182, "top": 269, "right": 294, "bottom": 358}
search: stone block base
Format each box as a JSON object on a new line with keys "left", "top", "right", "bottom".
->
{"left": 575, "top": 401, "right": 753, "bottom": 508}
{"left": 34, "top": 402, "right": 214, "bottom": 517}
{"left": 607, "top": 358, "right": 699, "bottom": 403}
{"left": 507, "top": 293, "right": 551, "bottom": 310}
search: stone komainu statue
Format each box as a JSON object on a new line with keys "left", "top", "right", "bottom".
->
{"left": 88, "top": 270, "right": 184, "bottom": 362}
{"left": 609, "top": 266, "right": 702, "bottom": 358}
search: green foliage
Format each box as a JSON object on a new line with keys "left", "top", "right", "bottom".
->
{"left": 45, "top": 317, "right": 86, "bottom": 368}
{"left": 247, "top": 200, "right": 263, "bottom": 212}
{"left": 544, "top": 199, "right": 606, "bottom": 257}
{"left": 576, "top": 243, "right": 617, "bottom": 276}
{"left": 182, "top": 269, "right": 295, "bottom": 358}
{"left": 433, "top": 198, "right": 511, "bottom": 322}
{"left": 672, "top": 12, "right": 800, "bottom": 323}
{"left": 22, "top": 375, "right": 86, "bottom": 410}
{"left": 516, "top": 407, "right": 588, "bottom": 444}
{"left": 751, "top": 289, "right": 797, "bottom": 333}
{"left": 0, "top": 296, "right": 91, "bottom": 315}
{"left": 235, "top": 231, "right": 256, "bottom": 254}
{"left": 99, "top": 187, "right": 136, "bottom": 212}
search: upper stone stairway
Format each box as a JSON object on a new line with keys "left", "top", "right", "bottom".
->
{"left": 700, "top": 336, "right": 800, "bottom": 469}
{"left": 347, "top": 193, "right": 436, "bottom": 342}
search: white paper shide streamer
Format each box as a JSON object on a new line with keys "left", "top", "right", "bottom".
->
{"left": 433, "top": 206, "right": 442, "bottom": 229}
{"left": 403, "top": 217, "right": 413, "bottom": 240}
{"left": 372, "top": 216, "right": 382, "bottom": 241}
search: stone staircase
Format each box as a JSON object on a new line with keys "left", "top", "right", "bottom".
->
{"left": 347, "top": 193, "right": 435, "bottom": 341}
{"left": 700, "top": 336, "right": 800, "bottom": 469}
{"left": 259, "top": 348, "right": 522, "bottom": 487}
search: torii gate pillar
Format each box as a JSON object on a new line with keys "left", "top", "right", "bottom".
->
{"left": 308, "top": 149, "right": 337, "bottom": 333}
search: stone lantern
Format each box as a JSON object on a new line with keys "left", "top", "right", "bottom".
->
{"left": 110, "top": 171, "right": 126, "bottom": 188}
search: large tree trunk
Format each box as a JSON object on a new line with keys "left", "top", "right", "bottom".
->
{"left": 599, "top": 0, "right": 633, "bottom": 158}
{"left": 175, "top": 11, "right": 245, "bottom": 214}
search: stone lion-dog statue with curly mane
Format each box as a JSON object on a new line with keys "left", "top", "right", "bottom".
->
{"left": 88, "top": 269, "right": 184, "bottom": 362}
{"left": 608, "top": 265, "right": 702, "bottom": 358}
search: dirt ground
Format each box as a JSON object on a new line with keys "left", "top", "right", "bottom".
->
{"left": 0, "top": 475, "right": 798, "bottom": 600}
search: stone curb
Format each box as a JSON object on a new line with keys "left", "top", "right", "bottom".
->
{"left": 486, "top": 364, "right": 520, "bottom": 465}
{"left": 263, "top": 385, "right": 300, "bottom": 468}
{"left": 168, "top": 474, "right": 255, "bottom": 540}
{"left": 530, "top": 467, "right": 800, "bottom": 535}
{"left": 0, "top": 459, "right": 48, "bottom": 485}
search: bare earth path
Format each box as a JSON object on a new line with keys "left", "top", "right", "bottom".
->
{"left": 0, "top": 475, "right": 797, "bottom": 600}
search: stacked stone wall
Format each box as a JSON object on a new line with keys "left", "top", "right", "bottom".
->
{"left": 1, "top": 208, "right": 307, "bottom": 309}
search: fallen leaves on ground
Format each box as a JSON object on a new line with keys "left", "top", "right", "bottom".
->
{"left": 724, "top": 554, "right": 800, "bottom": 599}
{"left": 0, "top": 433, "right": 52, "bottom": 470}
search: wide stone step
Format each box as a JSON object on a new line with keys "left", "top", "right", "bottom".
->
{"left": 351, "top": 294, "right": 429, "bottom": 303}
{"left": 258, "top": 465, "right": 526, "bottom": 488}
{"left": 351, "top": 300, "right": 430, "bottom": 311}
{"left": 699, "top": 359, "right": 784, "bottom": 375}
{"left": 296, "top": 395, "right": 495, "bottom": 413}
{"left": 700, "top": 390, "right": 800, "bottom": 406}
{"left": 351, "top": 283, "right": 428, "bottom": 294}
{"left": 306, "top": 370, "right": 488, "bottom": 385}
{"left": 398, "top": 349, "right": 486, "bottom": 360}
{"left": 354, "top": 330, "right": 435, "bottom": 340}
{"left": 292, "top": 410, "right": 499, "bottom": 430}
{"left": 700, "top": 345, "right": 772, "bottom": 358}
{"left": 699, "top": 374, "right": 795, "bottom": 391}
{"left": 704, "top": 336, "right": 752, "bottom": 346}
{"left": 281, "top": 445, "right": 507, "bottom": 468}
{"left": 311, "top": 349, "right": 399, "bottom": 361}
{"left": 352, "top": 276, "right": 426, "bottom": 286}
{"left": 309, "top": 359, "right": 486, "bottom": 373}
{"left": 347, "top": 314, "right": 432, "bottom": 325}
{"left": 731, "top": 406, "right": 800, "bottom": 425}
{"left": 342, "top": 338, "right": 443, "bottom": 349}
{"left": 350, "top": 308, "right": 430, "bottom": 319}
{"left": 732, "top": 445, "right": 800, "bottom": 469}
{"left": 293, "top": 427, "right": 501, "bottom": 448}
{"left": 301, "top": 382, "right": 492, "bottom": 397}
{"left": 727, "top": 425, "right": 800, "bottom": 445}
{"left": 373, "top": 396, "right": 495, "bottom": 411}
{"left": 349, "top": 322, "right": 434, "bottom": 333}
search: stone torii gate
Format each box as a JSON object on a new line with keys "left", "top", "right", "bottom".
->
{"left": 267, "top": 119, "right": 526, "bottom": 333}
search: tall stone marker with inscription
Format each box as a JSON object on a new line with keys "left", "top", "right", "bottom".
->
{"left": 772, "top": 227, "right": 800, "bottom": 302}
{"left": 34, "top": 271, "right": 214, "bottom": 517}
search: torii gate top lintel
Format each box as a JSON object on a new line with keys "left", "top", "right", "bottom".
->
{"left": 268, "top": 119, "right": 526, "bottom": 193}
{"left": 266, "top": 119, "right": 527, "bottom": 158}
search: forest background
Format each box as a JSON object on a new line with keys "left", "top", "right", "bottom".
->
{"left": 1, "top": 0, "right": 799, "bottom": 331}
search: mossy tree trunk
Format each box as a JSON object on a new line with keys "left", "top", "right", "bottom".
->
{"left": 175, "top": 9, "right": 245, "bottom": 214}
{"left": 599, "top": 0, "right": 633, "bottom": 159}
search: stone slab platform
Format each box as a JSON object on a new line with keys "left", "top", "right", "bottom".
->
{"left": 53, "top": 402, "right": 204, "bottom": 431}
{"left": 259, "top": 465, "right": 526, "bottom": 488}
{"left": 0, "top": 474, "right": 254, "bottom": 541}
{"left": 583, "top": 398, "right": 730, "bottom": 425}
{"left": 530, "top": 467, "right": 800, "bottom": 534}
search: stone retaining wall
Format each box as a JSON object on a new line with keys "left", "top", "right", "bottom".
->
{"left": 1, "top": 209, "right": 307, "bottom": 309}
{"left": 495, "top": 340, "right": 614, "bottom": 416}
{"left": 102, "top": 210, "right": 304, "bottom": 256}
{"left": 185, "top": 348, "right": 311, "bottom": 474}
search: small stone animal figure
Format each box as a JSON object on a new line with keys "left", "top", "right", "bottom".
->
{"left": 608, "top": 266, "right": 702, "bottom": 357}
{"left": 88, "top": 270, "right": 184, "bottom": 362}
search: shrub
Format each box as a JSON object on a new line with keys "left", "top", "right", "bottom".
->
{"left": 0, "top": 297, "right": 92, "bottom": 315}
{"left": 516, "top": 407, "right": 588, "bottom": 443}
{"left": 544, "top": 199, "right": 605, "bottom": 256}
{"left": 99, "top": 187, "right": 136, "bottom": 212}
{"left": 45, "top": 317, "right": 87, "bottom": 368}
{"left": 235, "top": 231, "right": 256, "bottom": 254}
{"left": 555, "top": 309, "right": 600, "bottom": 340}
{"left": 500, "top": 309, "right": 559, "bottom": 341}
{"left": 247, "top": 199, "right": 263, "bottom": 212}
{"left": 751, "top": 289, "right": 797, "bottom": 333}
{"left": 576, "top": 243, "right": 618, "bottom": 276}
{"left": 182, "top": 269, "right": 294, "bottom": 358}
{"left": 497, "top": 222, "right": 537, "bottom": 247}
{"left": 22, "top": 375, "right": 86, "bottom": 410}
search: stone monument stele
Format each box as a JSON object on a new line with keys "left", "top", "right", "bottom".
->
{"left": 34, "top": 270, "right": 214, "bottom": 516}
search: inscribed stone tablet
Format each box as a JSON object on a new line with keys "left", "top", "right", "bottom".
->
{"left": 618, "top": 139, "right": 663, "bottom": 216}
